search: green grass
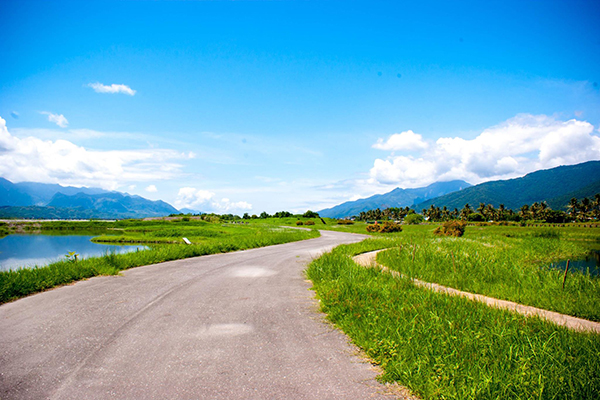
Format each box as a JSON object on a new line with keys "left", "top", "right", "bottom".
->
{"left": 0, "top": 227, "right": 319, "bottom": 304}
{"left": 374, "top": 225, "right": 600, "bottom": 321}
{"left": 306, "top": 242, "right": 600, "bottom": 399}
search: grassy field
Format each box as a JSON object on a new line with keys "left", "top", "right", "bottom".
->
{"left": 0, "top": 221, "right": 318, "bottom": 304}
{"left": 306, "top": 239, "right": 600, "bottom": 399}
{"left": 374, "top": 224, "right": 600, "bottom": 321}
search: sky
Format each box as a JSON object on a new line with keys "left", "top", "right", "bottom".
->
{"left": 1, "top": 0, "right": 600, "bottom": 214}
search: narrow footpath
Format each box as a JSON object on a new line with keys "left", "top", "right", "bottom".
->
{"left": 353, "top": 249, "right": 600, "bottom": 334}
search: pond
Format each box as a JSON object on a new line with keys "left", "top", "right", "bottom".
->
{"left": 549, "top": 250, "right": 600, "bottom": 277}
{"left": 0, "top": 234, "right": 148, "bottom": 271}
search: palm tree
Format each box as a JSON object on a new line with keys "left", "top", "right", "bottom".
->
{"left": 568, "top": 197, "right": 579, "bottom": 219}
{"left": 460, "top": 204, "right": 472, "bottom": 220}
{"left": 520, "top": 204, "right": 530, "bottom": 220}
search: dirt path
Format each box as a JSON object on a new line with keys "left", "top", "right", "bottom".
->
{"left": 353, "top": 250, "right": 600, "bottom": 334}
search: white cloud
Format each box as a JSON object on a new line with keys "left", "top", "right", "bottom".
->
{"left": 145, "top": 185, "right": 158, "bottom": 193}
{"left": 0, "top": 116, "right": 186, "bottom": 190}
{"left": 40, "top": 111, "right": 68, "bottom": 128}
{"left": 373, "top": 130, "right": 428, "bottom": 151}
{"left": 174, "top": 187, "right": 252, "bottom": 213}
{"left": 88, "top": 82, "right": 136, "bottom": 96}
{"left": 369, "top": 114, "right": 600, "bottom": 188}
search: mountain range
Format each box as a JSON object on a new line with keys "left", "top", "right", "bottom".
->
{"left": 318, "top": 180, "right": 471, "bottom": 218}
{"left": 319, "top": 161, "right": 600, "bottom": 218}
{"left": 0, "top": 178, "right": 178, "bottom": 219}
{"left": 414, "top": 161, "right": 600, "bottom": 211}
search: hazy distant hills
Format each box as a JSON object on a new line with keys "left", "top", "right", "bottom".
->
{"left": 414, "top": 161, "right": 600, "bottom": 211}
{"left": 0, "top": 178, "right": 179, "bottom": 219}
{"left": 0, "top": 178, "right": 109, "bottom": 207}
{"left": 318, "top": 180, "right": 471, "bottom": 218}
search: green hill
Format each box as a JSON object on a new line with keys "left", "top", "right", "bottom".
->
{"left": 415, "top": 161, "right": 600, "bottom": 211}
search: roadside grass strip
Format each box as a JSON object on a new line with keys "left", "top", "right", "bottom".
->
{"left": 354, "top": 250, "right": 600, "bottom": 334}
{"left": 0, "top": 229, "right": 318, "bottom": 304}
{"left": 306, "top": 243, "right": 600, "bottom": 399}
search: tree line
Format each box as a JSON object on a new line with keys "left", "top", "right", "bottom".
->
{"left": 353, "top": 194, "right": 600, "bottom": 223}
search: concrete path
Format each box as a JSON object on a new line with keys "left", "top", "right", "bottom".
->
{"left": 0, "top": 231, "right": 407, "bottom": 399}
{"left": 354, "top": 250, "right": 600, "bottom": 334}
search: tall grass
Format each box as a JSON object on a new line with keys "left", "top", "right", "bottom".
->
{"left": 0, "top": 229, "right": 318, "bottom": 304}
{"left": 376, "top": 227, "right": 600, "bottom": 321}
{"left": 307, "top": 243, "right": 600, "bottom": 399}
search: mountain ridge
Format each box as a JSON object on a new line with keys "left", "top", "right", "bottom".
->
{"left": 318, "top": 180, "right": 471, "bottom": 218}
{"left": 414, "top": 161, "right": 600, "bottom": 211}
{"left": 0, "top": 178, "right": 179, "bottom": 219}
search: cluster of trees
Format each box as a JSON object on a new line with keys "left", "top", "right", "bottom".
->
{"left": 356, "top": 207, "right": 414, "bottom": 221}
{"left": 567, "top": 195, "right": 600, "bottom": 221}
{"left": 354, "top": 194, "right": 600, "bottom": 224}
{"left": 240, "top": 210, "right": 320, "bottom": 220}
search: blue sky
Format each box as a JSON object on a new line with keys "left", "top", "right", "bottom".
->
{"left": 1, "top": 0, "right": 599, "bottom": 214}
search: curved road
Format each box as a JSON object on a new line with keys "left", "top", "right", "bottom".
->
{"left": 0, "top": 231, "right": 398, "bottom": 399}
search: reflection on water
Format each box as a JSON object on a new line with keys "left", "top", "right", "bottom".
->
{"left": 0, "top": 234, "right": 147, "bottom": 271}
{"left": 549, "top": 250, "right": 600, "bottom": 277}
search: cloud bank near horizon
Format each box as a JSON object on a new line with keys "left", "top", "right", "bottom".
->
{"left": 0, "top": 116, "right": 188, "bottom": 190}
{"left": 369, "top": 114, "right": 600, "bottom": 188}
{"left": 174, "top": 187, "right": 252, "bottom": 213}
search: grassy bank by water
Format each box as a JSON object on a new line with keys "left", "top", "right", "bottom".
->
{"left": 375, "top": 224, "right": 600, "bottom": 321}
{"left": 306, "top": 240, "right": 600, "bottom": 399}
{"left": 0, "top": 226, "right": 318, "bottom": 304}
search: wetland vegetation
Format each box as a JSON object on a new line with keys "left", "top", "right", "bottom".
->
{"left": 307, "top": 224, "right": 600, "bottom": 399}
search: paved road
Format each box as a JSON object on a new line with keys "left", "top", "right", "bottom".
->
{"left": 0, "top": 231, "right": 398, "bottom": 399}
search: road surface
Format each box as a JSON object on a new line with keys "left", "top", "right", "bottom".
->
{"left": 0, "top": 230, "right": 400, "bottom": 399}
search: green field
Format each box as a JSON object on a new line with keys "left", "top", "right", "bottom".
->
{"left": 306, "top": 232, "right": 600, "bottom": 399}
{"left": 371, "top": 224, "right": 600, "bottom": 321}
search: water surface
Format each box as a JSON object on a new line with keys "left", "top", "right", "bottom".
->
{"left": 0, "top": 234, "right": 147, "bottom": 271}
{"left": 549, "top": 250, "right": 600, "bottom": 277}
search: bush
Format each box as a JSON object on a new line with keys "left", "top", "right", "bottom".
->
{"left": 303, "top": 210, "right": 320, "bottom": 218}
{"left": 366, "top": 223, "right": 380, "bottom": 232}
{"left": 434, "top": 220, "right": 466, "bottom": 237}
{"left": 296, "top": 221, "right": 304, "bottom": 226}
{"left": 305, "top": 220, "right": 315, "bottom": 226}
{"left": 337, "top": 219, "right": 354, "bottom": 225}
{"left": 403, "top": 214, "right": 424, "bottom": 225}
{"left": 366, "top": 221, "right": 402, "bottom": 233}
{"left": 467, "top": 213, "right": 485, "bottom": 222}
{"left": 379, "top": 221, "right": 402, "bottom": 233}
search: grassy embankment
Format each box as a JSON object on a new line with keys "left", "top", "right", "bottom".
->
{"left": 307, "top": 234, "right": 600, "bottom": 399}
{"left": 374, "top": 224, "right": 600, "bottom": 321}
{"left": 0, "top": 219, "right": 319, "bottom": 304}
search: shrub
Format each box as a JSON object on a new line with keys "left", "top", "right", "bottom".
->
{"left": 366, "top": 223, "right": 381, "bottom": 233}
{"left": 403, "top": 214, "right": 424, "bottom": 225}
{"left": 296, "top": 221, "right": 304, "bottom": 226}
{"left": 366, "top": 221, "right": 402, "bottom": 233}
{"left": 337, "top": 219, "right": 355, "bottom": 225}
{"left": 303, "top": 210, "right": 320, "bottom": 218}
{"left": 305, "top": 220, "right": 315, "bottom": 226}
{"left": 467, "top": 213, "right": 485, "bottom": 222}
{"left": 378, "top": 221, "right": 402, "bottom": 233}
{"left": 433, "top": 220, "right": 466, "bottom": 237}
